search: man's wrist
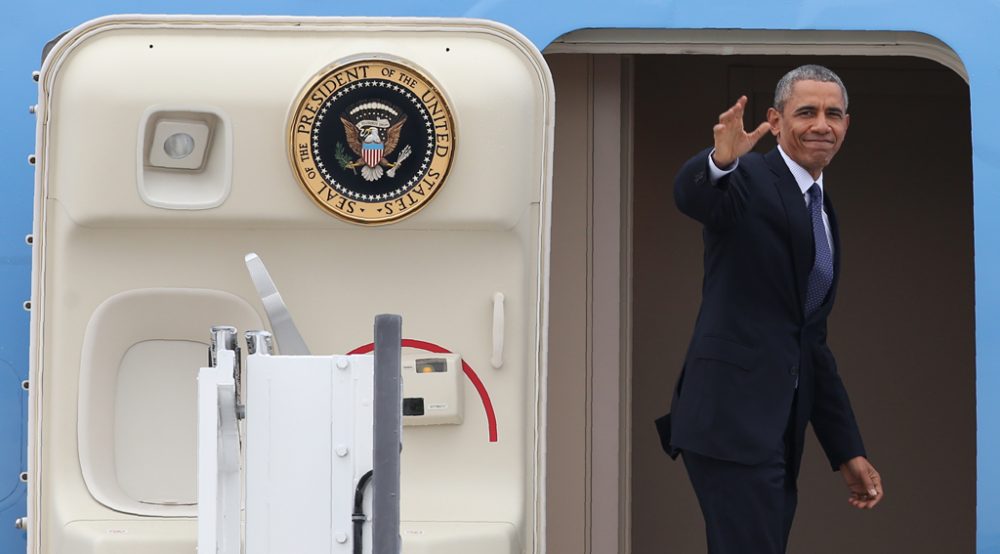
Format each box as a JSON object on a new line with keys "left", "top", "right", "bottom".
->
{"left": 707, "top": 149, "right": 738, "bottom": 184}
{"left": 835, "top": 453, "right": 868, "bottom": 472}
{"left": 710, "top": 151, "right": 736, "bottom": 170}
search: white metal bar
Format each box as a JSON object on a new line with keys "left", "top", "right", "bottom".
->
{"left": 198, "top": 347, "right": 241, "bottom": 554}
{"left": 331, "top": 355, "right": 356, "bottom": 551}
{"left": 196, "top": 366, "right": 220, "bottom": 552}
{"left": 491, "top": 292, "right": 505, "bottom": 369}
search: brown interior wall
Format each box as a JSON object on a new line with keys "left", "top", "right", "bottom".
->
{"left": 630, "top": 55, "right": 975, "bottom": 552}
{"left": 546, "top": 53, "right": 591, "bottom": 554}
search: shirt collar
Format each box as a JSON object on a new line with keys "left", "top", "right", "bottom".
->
{"left": 777, "top": 145, "right": 823, "bottom": 196}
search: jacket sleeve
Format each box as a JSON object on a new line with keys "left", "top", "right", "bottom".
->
{"left": 673, "top": 147, "right": 752, "bottom": 231}
{"left": 810, "top": 337, "right": 868, "bottom": 471}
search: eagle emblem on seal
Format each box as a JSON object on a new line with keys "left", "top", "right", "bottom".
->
{"left": 336, "top": 102, "right": 413, "bottom": 182}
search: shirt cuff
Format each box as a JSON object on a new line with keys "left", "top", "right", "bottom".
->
{"left": 707, "top": 149, "right": 738, "bottom": 184}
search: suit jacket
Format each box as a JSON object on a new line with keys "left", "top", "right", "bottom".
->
{"left": 656, "top": 147, "right": 867, "bottom": 475}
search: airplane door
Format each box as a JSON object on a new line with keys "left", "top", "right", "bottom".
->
{"left": 28, "top": 15, "right": 551, "bottom": 554}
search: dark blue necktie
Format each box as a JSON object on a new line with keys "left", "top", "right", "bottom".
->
{"left": 805, "top": 183, "right": 833, "bottom": 315}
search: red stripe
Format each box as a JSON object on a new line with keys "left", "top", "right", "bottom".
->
{"left": 347, "top": 338, "right": 499, "bottom": 442}
{"left": 363, "top": 149, "right": 382, "bottom": 167}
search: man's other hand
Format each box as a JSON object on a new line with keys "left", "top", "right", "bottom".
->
{"left": 839, "top": 456, "right": 883, "bottom": 509}
{"left": 712, "top": 95, "right": 770, "bottom": 169}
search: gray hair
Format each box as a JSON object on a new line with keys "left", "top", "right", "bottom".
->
{"left": 773, "top": 64, "right": 849, "bottom": 112}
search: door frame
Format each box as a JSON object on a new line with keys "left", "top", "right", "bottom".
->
{"left": 542, "top": 28, "right": 966, "bottom": 554}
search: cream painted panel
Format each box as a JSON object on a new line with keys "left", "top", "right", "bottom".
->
{"left": 399, "top": 522, "right": 519, "bottom": 553}
{"left": 44, "top": 24, "right": 546, "bottom": 229}
{"left": 58, "top": 520, "right": 197, "bottom": 554}
{"left": 57, "top": 520, "right": 516, "bottom": 553}
{"left": 115, "top": 339, "right": 205, "bottom": 504}
{"left": 77, "top": 288, "right": 264, "bottom": 517}
{"left": 32, "top": 16, "right": 550, "bottom": 554}
{"left": 37, "top": 202, "right": 539, "bottom": 546}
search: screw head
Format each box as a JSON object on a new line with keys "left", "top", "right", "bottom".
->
{"left": 335, "top": 532, "right": 348, "bottom": 543}
{"left": 335, "top": 445, "right": 349, "bottom": 457}
{"left": 336, "top": 357, "right": 349, "bottom": 370}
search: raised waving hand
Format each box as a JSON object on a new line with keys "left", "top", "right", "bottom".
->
{"left": 711, "top": 95, "right": 771, "bottom": 169}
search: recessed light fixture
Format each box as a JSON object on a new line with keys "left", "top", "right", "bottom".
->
{"left": 148, "top": 119, "right": 211, "bottom": 170}
{"left": 137, "top": 106, "right": 231, "bottom": 210}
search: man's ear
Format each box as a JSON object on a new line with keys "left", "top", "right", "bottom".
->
{"left": 844, "top": 113, "right": 851, "bottom": 132}
{"left": 767, "top": 107, "right": 781, "bottom": 136}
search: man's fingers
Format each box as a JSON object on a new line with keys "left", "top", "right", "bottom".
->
{"left": 748, "top": 122, "right": 771, "bottom": 143}
{"left": 849, "top": 496, "right": 867, "bottom": 509}
{"left": 858, "top": 468, "right": 877, "bottom": 498}
{"left": 859, "top": 495, "right": 880, "bottom": 509}
{"left": 846, "top": 470, "right": 883, "bottom": 510}
{"left": 719, "top": 96, "right": 749, "bottom": 123}
{"left": 864, "top": 468, "right": 881, "bottom": 498}
{"left": 868, "top": 470, "right": 883, "bottom": 505}
{"left": 733, "top": 95, "right": 748, "bottom": 112}
{"left": 713, "top": 95, "right": 762, "bottom": 165}
{"left": 848, "top": 494, "right": 876, "bottom": 509}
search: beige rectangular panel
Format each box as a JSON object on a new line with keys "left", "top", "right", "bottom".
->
{"left": 28, "top": 15, "right": 552, "bottom": 554}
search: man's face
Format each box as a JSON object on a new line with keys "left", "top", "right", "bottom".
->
{"left": 767, "top": 79, "right": 850, "bottom": 179}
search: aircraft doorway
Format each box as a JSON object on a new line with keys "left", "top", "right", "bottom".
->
{"left": 630, "top": 53, "right": 974, "bottom": 553}
{"left": 546, "top": 48, "right": 974, "bottom": 553}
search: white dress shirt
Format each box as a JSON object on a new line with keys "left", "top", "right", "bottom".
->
{"left": 707, "top": 146, "right": 834, "bottom": 253}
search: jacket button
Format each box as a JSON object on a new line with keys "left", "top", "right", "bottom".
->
{"left": 789, "top": 365, "right": 799, "bottom": 376}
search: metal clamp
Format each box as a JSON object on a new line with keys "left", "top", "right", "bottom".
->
{"left": 245, "top": 330, "right": 274, "bottom": 356}
{"left": 210, "top": 325, "right": 243, "bottom": 416}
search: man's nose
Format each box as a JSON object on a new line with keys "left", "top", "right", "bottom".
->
{"left": 812, "top": 114, "right": 832, "bottom": 132}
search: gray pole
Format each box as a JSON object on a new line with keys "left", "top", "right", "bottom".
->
{"left": 372, "top": 314, "right": 402, "bottom": 554}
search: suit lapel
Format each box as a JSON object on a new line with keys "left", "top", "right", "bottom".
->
{"left": 766, "top": 148, "right": 812, "bottom": 318}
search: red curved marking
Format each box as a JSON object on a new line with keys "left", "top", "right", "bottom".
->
{"left": 347, "top": 338, "right": 498, "bottom": 442}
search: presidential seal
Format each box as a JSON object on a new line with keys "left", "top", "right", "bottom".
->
{"left": 288, "top": 58, "right": 456, "bottom": 224}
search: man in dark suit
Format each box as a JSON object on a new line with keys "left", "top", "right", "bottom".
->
{"left": 655, "top": 65, "right": 883, "bottom": 553}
